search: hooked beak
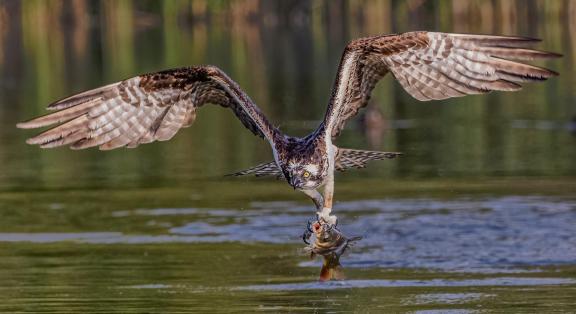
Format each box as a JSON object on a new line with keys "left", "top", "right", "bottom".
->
{"left": 289, "top": 177, "right": 301, "bottom": 190}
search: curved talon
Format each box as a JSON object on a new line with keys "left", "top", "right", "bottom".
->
{"left": 302, "top": 220, "right": 314, "bottom": 245}
{"left": 307, "top": 220, "right": 314, "bottom": 233}
{"left": 302, "top": 231, "right": 311, "bottom": 245}
{"left": 321, "top": 215, "right": 338, "bottom": 228}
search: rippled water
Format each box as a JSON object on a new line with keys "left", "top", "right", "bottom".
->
{"left": 14, "top": 195, "right": 573, "bottom": 272}
{"left": 1, "top": 1, "right": 576, "bottom": 312}
{"left": 4, "top": 196, "right": 575, "bottom": 271}
{"left": 1, "top": 186, "right": 575, "bottom": 312}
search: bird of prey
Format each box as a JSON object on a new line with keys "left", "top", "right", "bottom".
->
{"left": 17, "top": 32, "right": 560, "bottom": 225}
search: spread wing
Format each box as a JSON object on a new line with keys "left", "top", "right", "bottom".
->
{"left": 17, "top": 66, "right": 277, "bottom": 150}
{"left": 323, "top": 31, "right": 561, "bottom": 138}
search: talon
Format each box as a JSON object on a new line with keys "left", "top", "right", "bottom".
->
{"left": 306, "top": 220, "right": 314, "bottom": 233}
{"left": 302, "top": 220, "right": 314, "bottom": 245}
{"left": 319, "top": 214, "right": 338, "bottom": 227}
{"left": 302, "top": 231, "right": 311, "bottom": 245}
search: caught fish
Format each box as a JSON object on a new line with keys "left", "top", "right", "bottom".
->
{"left": 303, "top": 219, "right": 362, "bottom": 281}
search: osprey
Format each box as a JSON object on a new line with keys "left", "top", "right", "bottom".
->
{"left": 17, "top": 32, "right": 560, "bottom": 225}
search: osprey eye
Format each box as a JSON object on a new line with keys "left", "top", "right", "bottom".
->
{"left": 303, "top": 171, "right": 311, "bottom": 178}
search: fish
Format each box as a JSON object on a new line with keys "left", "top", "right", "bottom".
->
{"left": 303, "top": 219, "right": 362, "bottom": 281}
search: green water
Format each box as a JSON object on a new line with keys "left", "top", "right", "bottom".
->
{"left": 1, "top": 182, "right": 575, "bottom": 312}
{"left": 1, "top": 1, "right": 575, "bottom": 312}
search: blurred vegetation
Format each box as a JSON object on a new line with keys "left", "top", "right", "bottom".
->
{"left": 0, "top": 0, "right": 574, "bottom": 191}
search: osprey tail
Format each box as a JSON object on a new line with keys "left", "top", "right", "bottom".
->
{"left": 334, "top": 148, "right": 402, "bottom": 171}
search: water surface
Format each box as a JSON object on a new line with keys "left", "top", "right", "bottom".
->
{"left": 0, "top": 1, "right": 575, "bottom": 312}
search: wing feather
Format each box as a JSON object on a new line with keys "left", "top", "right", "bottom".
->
{"left": 46, "top": 82, "right": 119, "bottom": 111}
{"left": 322, "top": 31, "right": 561, "bottom": 138}
{"left": 18, "top": 66, "right": 277, "bottom": 151}
{"left": 334, "top": 149, "right": 402, "bottom": 171}
{"left": 226, "top": 161, "right": 282, "bottom": 178}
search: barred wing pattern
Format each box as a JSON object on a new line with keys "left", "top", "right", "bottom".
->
{"left": 324, "top": 31, "right": 561, "bottom": 138}
{"left": 17, "top": 66, "right": 276, "bottom": 150}
{"left": 227, "top": 161, "right": 282, "bottom": 178}
{"left": 334, "top": 149, "right": 402, "bottom": 171}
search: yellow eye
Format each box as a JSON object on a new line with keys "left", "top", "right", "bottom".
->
{"left": 303, "top": 171, "right": 310, "bottom": 178}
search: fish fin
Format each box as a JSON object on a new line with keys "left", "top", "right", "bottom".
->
{"left": 348, "top": 236, "right": 363, "bottom": 246}
{"left": 335, "top": 148, "right": 402, "bottom": 171}
{"left": 225, "top": 161, "right": 282, "bottom": 178}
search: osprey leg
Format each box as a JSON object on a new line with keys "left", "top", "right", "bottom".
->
{"left": 319, "top": 171, "right": 337, "bottom": 225}
{"left": 301, "top": 189, "right": 324, "bottom": 244}
{"left": 301, "top": 189, "right": 324, "bottom": 210}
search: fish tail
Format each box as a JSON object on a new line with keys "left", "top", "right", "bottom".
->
{"left": 332, "top": 264, "right": 346, "bottom": 280}
{"left": 319, "top": 263, "right": 332, "bottom": 281}
{"left": 319, "top": 257, "right": 345, "bottom": 281}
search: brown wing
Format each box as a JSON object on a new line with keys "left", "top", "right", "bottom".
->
{"left": 17, "top": 66, "right": 277, "bottom": 150}
{"left": 323, "top": 31, "right": 561, "bottom": 138}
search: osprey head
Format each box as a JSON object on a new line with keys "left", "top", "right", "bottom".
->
{"left": 283, "top": 160, "right": 324, "bottom": 190}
